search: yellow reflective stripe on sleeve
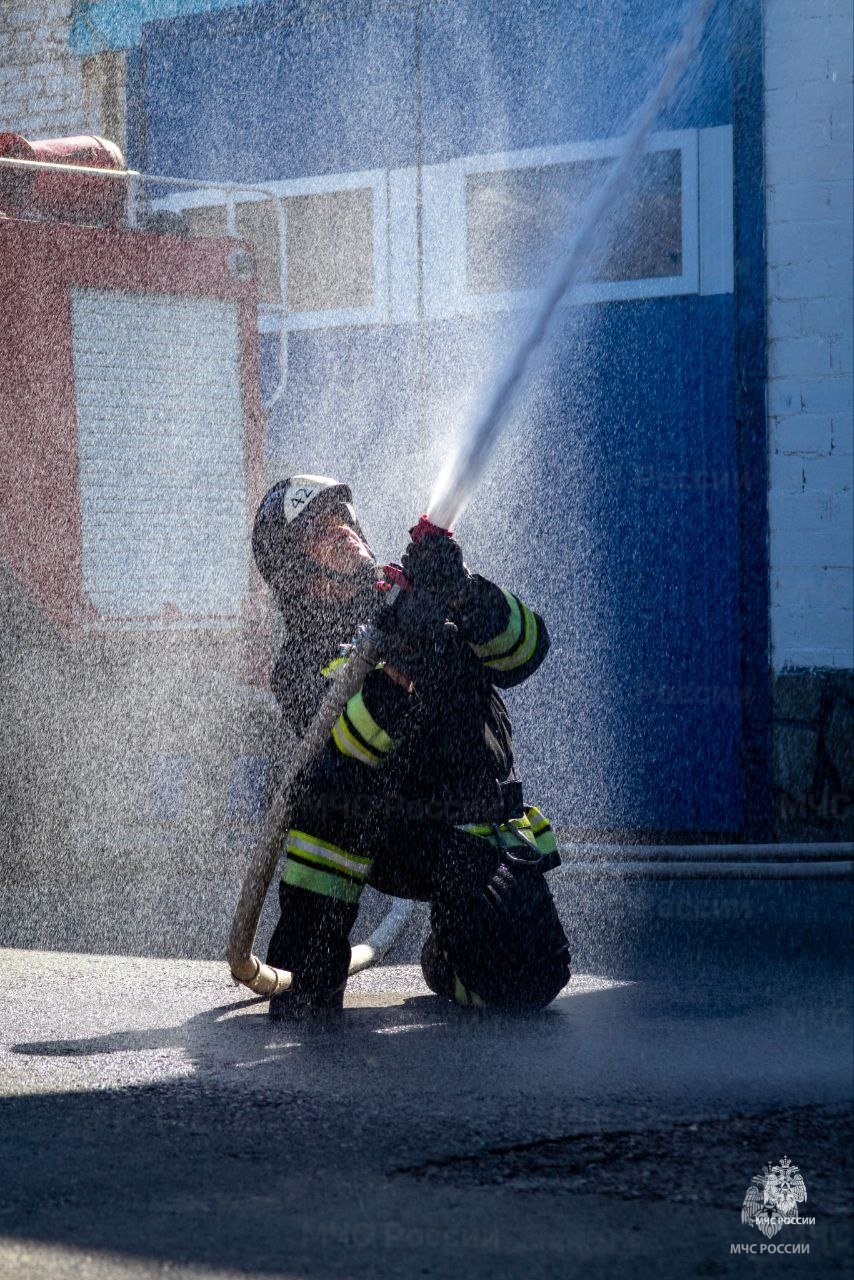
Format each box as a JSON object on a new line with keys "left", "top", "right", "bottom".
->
{"left": 521, "top": 806, "right": 558, "bottom": 855}
{"left": 283, "top": 858, "right": 363, "bottom": 903}
{"left": 457, "top": 807, "right": 557, "bottom": 856}
{"left": 485, "top": 601, "right": 538, "bottom": 673}
{"left": 320, "top": 655, "right": 349, "bottom": 677}
{"left": 286, "top": 831, "right": 372, "bottom": 880}
{"left": 458, "top": 821, "right": 494, "bottom": 837}
{"left": 524, "top": 806, "right": 548, "bottom": 832}
{"left": 345, "top": 691, "right": 395, "bottom": 756}
{"left": 332, "top": 715, "right": 380, "bottom": 766}
{"left": 469, "top": 590, "right": 522, "bottom": 660}
{"left": 330, "top": 691, "right": 396, "bottom": 768}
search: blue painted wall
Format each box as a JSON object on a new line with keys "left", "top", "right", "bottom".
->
{"left": 128, "top": 0, "right": 763, "bottom": 835}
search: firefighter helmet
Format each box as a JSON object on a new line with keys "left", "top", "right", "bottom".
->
{"left": 252, "top": 474, "right": 370, "bottom": 587}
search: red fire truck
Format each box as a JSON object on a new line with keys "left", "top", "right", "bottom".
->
{"left": 0, "top": 135, "right": 276, "bottom": 955}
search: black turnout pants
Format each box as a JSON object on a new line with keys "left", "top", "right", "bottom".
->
{"left": 266, "top": 791, "right": 571, "bottom": 1011}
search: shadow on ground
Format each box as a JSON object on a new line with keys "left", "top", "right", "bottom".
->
{"left": 2, "top": 964, "right": 852, "bottom": 1280}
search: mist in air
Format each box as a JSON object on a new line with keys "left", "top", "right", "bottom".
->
{"left": 2, "top": 0, "right": 727, "bottom": 959}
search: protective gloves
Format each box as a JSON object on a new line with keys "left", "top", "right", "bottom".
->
{"left": 374, "top": 584, "right": 457, "bottom": 688}
{"left": 400, "top": 530, "right": 470, "bottom": 613}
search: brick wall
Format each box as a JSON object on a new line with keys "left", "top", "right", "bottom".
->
{"left": 0, "top": 2, "right": 125, "bottom": 147}
{"left": 764, "top": 0, "right": 854, "bottom": 673}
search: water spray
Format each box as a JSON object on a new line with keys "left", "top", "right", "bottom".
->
{"left": 427, "top": 0, "right": 718, "bottom": 531}
{"left": 227, "top": 0, "right": 719, "bottom": 997}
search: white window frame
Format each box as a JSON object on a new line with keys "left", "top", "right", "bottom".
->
{"left": 148, "top": 126, "right": 732, "bottom": 332}
{"left": 421, "top": 128, "right": 706, "bottom": 320}
{"left": 153, "top": 168, "right": 406, "bottom": 331}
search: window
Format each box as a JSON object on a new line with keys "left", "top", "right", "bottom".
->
{"left": 185, "top": 189, "right": 374, "bottom": 311}
{"left": 155, "top": 169, "right": 391, "bottom": 328}
{"left": 148, "top": 127, "right": 732, "bottom": 330}
{"left": 420, "top": 128, "right": 722, "bottom": 317}
{"left": 465, "top": 148, "right": 683, "bottom": 294}
{"left": 287, "top": 188, "right": 374, "bottom": 311}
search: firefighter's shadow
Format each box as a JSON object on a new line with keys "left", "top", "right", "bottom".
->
{"left": 11, "top": 988, "right": 566, "bottom": 1081}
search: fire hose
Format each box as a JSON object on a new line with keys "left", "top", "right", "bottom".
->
{"left": 226, "top": 622, "right": 387, "bottom": 994}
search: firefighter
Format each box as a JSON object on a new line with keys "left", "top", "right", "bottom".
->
{"left": 252, "top": 474, "right": 571, "bottom": 1020}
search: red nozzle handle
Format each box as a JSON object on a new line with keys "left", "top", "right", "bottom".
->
{"left": 409, "top": 514, "right": 453, "bottom": 543}
{"left": 377, "top": 562, "right": 412, "bottom": 594}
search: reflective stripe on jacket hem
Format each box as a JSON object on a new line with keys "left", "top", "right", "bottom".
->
{"left": 457, "top": 805, "right": 557, "bottom": 858}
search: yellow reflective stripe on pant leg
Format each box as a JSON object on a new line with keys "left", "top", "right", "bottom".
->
{"left": 469, "top": 590, "right": 523, "bottom": 660}
{"left": 286, "top": 831, "right": 372, "bottom": 880}
{"left": 453, "top": 975, "right": 485, "bottom": 1008}
{"left": 485, "top": 601, "right": 538, "bottom": 673}
{"left": 283, "top": 858, "right": 363, "bottom": 903}
{"left": 332, "top": 714, "right": 381, "bottom": 766}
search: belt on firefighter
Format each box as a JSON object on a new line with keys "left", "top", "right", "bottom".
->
{"left": 456, "top": 803, "right": 561, "bottom": 871}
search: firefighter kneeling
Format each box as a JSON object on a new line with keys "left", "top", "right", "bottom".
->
{"left": 252, "top": 475, "right": 571, "bottom": 1019}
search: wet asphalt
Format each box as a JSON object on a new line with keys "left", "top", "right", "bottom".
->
{"left": 1, "top": 881, "right": 852, "bottom": 1280}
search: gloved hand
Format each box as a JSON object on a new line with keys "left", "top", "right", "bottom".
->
{"left": 401, "top": 532, "right": 469, "bottom": 613}
{"left": 374, "top": 584, "right": 457, "bottom": 686}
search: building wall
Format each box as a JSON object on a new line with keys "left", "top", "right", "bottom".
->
{"left": 2, "top": 0, "right": 852, "bottom": 839}
{"left": 0, "top": 1, "right": 125, "bottom": 147}
{"left": 764, "top": 0, "right": 854, "bottom": 672}
{"left": 764, "top": 0, "right": 854, "bottom": 838}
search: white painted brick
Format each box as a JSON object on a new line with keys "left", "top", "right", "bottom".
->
{"left": 770, "top": 454, "right": 809, "bottom": 496}
{"left": 771, "top": 606, "right": 854, "bottom": 654}
{"left": 768, "top": 335, "right": 832, "bottom": 378}
{"left": 769, "top": 489, "right": 834, "bottom": 531}
{"left": 798, "top": 452, "right": 854, "bottom": 494}
{"left": 767, "top": 18, "right": 854, "bottom": 53}
{"left": 832, "top": 489, "right": 854, "bottom": 532}
{"left": 832, "top": 414, "right": 854, "bottom": 455}
{"left": 831, "top": 112, "right": 853, "bottom": 144}
{"left": 772, "top": 523, "right": 851, "bottom": 568}
{"left": 829, "top": 38, "right": 853, "bottom": 79}
{"left": 769, "top": 377, "right": 852, "bottom": 417}
{"left": 764, "top": 100, "right": 835, "bottom": 147}
{"left": 777, "top": 646, "right": 854, "bottom": 669}
{"left": 766, "top": 299, "right": 804, "bottom": 339}
{"left": 766, "top": 0, "right": 846, "bottom": 23}
{"left": 764, "top": 45, "right": 832, "bottom": 91}
{"left": 801, "top": 296, "right": 853, "bottom": 336}
{"left": 799, "top": 378, "right": 854, "bottom": 416}
{"left": 766, "top": 76, "right": 849, "bottom": 110}
{"left": 9, "top": 7, "right": 43, "bottom": 28}
{"left": 772, "top": 413, "right": 834, "bottom": 455}
{"left": 830, "top": 335, "right": 854, "bottom": 374}
{"left": 770, "top": 258, "right": 852, "bottom": 301}
{"left": 765, "top": 143, "right": 853, "bottom": 185}
{"left": 767, "top": 378, "right": 804, "bottom": 416}
{"left": 772, "top": 566, "right": 853, "bottom": 612}
{"left": 767, "top": 219, "right": 850, "bottom": 264}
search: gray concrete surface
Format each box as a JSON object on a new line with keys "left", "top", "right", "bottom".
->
{"left": 1, "top": 940, "right": 851, "bottom": 1280}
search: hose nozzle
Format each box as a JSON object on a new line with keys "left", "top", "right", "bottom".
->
{"left": 409, "top": 514, "right": 453, "bottom": 543}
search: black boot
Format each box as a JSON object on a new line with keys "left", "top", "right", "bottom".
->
{"left": 268, "top": 983, "right": 345, "bottom": 1023}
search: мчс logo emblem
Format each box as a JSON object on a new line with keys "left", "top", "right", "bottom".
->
{"left": 741, "top": 1157, "right": 809, "bottom": 1239}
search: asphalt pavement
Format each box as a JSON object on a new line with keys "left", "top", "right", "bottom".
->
{"left": 1, "top": 919, "right": 852, "bottom": 1280}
